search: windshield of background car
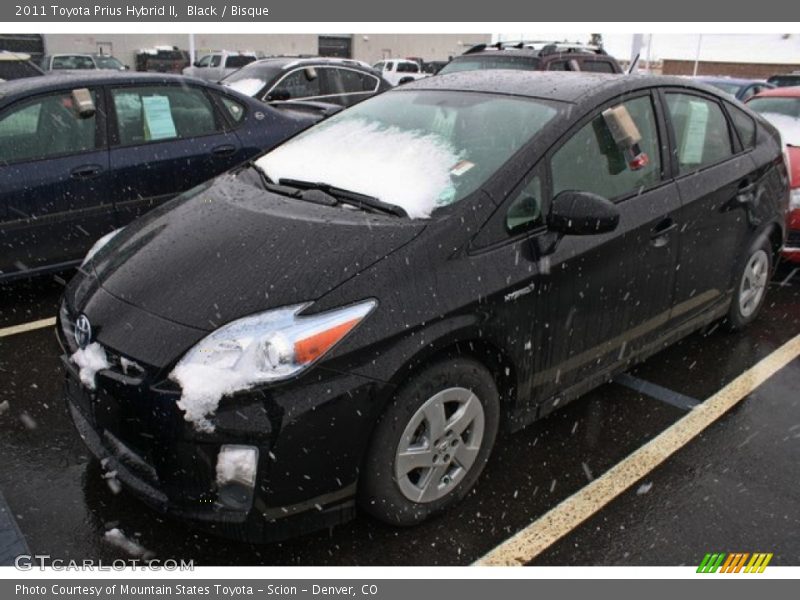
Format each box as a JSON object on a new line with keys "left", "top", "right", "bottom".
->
{"left": 222, "top": 64, "right": 283, "bottom": 96}
{"left": 438, "top": 55, "right": 540, "bottom": 75}
{"left": 94, "top": 56, "right": 124, "bottom": 69}
{"left": 256, "top": 89, "right": 561, "bottom": 218}
{"left": 748, "top": 96, "right": 800, "bottom": 146}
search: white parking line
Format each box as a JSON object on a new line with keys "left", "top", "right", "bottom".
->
{"left": 0, "top": 317, "right": 56, "bottom": 339}
{"left": 475, "top": 333, "right": 800, "bottom": 566}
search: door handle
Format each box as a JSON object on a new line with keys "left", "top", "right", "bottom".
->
{"left": 736, "top": 180, "right": 756, "bottom": 204}
{"left": 649, "top": 218, "right": 677, "bottom": 247}
{"left": 212, "top": 144, "right": 236, "bottom": 157}
{"left": 70, "top": 164, "right": 102, "bottom": 179}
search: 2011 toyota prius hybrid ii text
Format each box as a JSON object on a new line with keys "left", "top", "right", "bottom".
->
{"left": 58, "top": 72, "right": 789, "bottom": 542}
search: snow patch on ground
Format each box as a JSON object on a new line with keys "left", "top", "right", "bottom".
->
{"left": 103, "top": 528, "right": 154, "bottom": 559}
{"left": 70, "top": 343, "right": 110, "bottom": 390}
{"left": 257, "top": 117, "right": 462, "bottom": 218}
{"left": 759, "top": 112, "right": 800, "bottom": 147}
{"left": 170, "top": 364, "right": 256, "bottom": 433}
{"left": 223, "top": 78, "right": 265, "bottom": 97}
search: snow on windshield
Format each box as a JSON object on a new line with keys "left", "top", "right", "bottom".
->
{"left": 257, "top": 117, "right": 462, "bottom": 218}
{"left": 223, "top": 78, "right": 265, "bottom": 97}
{"left": 759, "top": 112, "right": 800, "bottom": 147}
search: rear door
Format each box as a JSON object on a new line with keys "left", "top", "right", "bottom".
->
{"left": 0, "top": 87, "right": 112, "bottom": 277}
{"left": 662, "top": 90, "right": 757, "bottom": 326}
{"left": 106, "top": 82, "right": 244, "bottom": 223}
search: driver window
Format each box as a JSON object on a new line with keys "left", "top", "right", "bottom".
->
{"left": 506, "top": 175, "right": 542, "bottom": 232}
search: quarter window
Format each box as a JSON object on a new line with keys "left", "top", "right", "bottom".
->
{"left": 332, "top": 69, "right": 379, "bottom": 94}
{"left": 726, "top": 103, "right": 757, "bottom": 149}
{"left": 0, "top": 91, "right": 98, "bottom": 163}
{"left": 112, "top": 86, "right": 219, "bottom": 145}
{"left": 551, "top": 95, "right": 662, "bottom": 200}
{"left": 219, "top": 95, "right": 246, "bottom": 123}
{"left": 506, "top": 175, "right": 543, "bottom": 232}
{"left": 666, "top": 93, "right": 733, "bottom": 174}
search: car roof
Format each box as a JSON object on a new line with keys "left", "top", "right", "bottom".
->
{"left": 749, "top": 86, "right": 800, "bottom": 98}
{"left": 249, "top": 56, "right": 372, "bottom": 70}
{"left": 696, "top": 76, "right": 765, "bottom": 86}
{"left": 403, "top": 71, "right": 709, "bottom": 104}
{"left": 0, "top": 71, "right": 204, "bottom": 99}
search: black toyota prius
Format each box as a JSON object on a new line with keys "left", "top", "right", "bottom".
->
{"left": 58, "top": 71, "right": 788, "bottom": 541}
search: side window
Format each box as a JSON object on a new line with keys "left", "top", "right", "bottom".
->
{"left": 210, "top": 55, "right": 222, "bottom": 68}
{"left": 551, "top": 95, "right": 662, "bottom": 200}
{"left": 0, "top": 91, "right": 98, "bottom": 163}
{"left": 112, "top": 85, "right": 219, "bottom": 145}
{"left": 726, "top": 102, "right": 756, "bottom": 150}
{"left": 581, "top": 60, "right": 615, "bottom": 73}
{"left": 373, "top": 61, "right": 385, "bottom": 72}
{"left": 397, "top": 62, "right": 418, "bottom": 73}
{"left": 335, "top": 69, "right": 379, "bottom": 94}
{"left": 506, "top": 175, "right": 543, "bottom": 232}
{"left": 273, "top": 69, "right": 321, "bottom": 100}
{"left": 666, "top": 93, "right": 734, "bottom": 174}
{"left": 196, "top": 55, "right": 211, "bottom": 68}
{"left": 548, "top": 60, "right": 571, "bottom": 71}
{"left": 218, "top": 94, "right": 246, "bottom": 123}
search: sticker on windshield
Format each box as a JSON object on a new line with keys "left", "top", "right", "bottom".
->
{"left": 450, "top": 160, "right": 475, "bottom": 177}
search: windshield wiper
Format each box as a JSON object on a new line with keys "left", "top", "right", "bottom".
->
{"left": 279, "top": 178, "right": 408, "bottom": 217}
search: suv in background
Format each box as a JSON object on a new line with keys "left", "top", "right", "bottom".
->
{"left": 767, "top": 72, "right": 800, "bottom": 88}
{"left": 183, "top": 51, "right": 259, "bottom": 83}
{"left": 372, "top": 58, "right": 429, "bottom": 85}
{"left": 0, "top": 51, "right": 44, "bottom": 82}
{"left": 134, "top": 46, "right": 190, "bottom": 73}
{"left": 221, "top": 56, "right": 392, "bottom": 107}
{"left": 438, "top": 41, "right": 623, "bottom": 75}
{"left": 41, "top": 54, "right": 127, "bottom": 71}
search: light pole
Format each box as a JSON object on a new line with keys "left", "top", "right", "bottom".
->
{"left": 692, "top": 34, "right": 703, "bottom": 76}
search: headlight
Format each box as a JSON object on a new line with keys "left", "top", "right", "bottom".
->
{"left": 790, "top": 188, "right": 800, "bottom": 211}
{"left": 81, "top": 228, "right": 123, "bottom": 266}
{"left": 170, "top": 299, "right": 376, "bottom": 432}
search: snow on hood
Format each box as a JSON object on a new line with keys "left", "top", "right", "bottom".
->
{"left": 223, "top": 78, "right": 265, "bottom": 97}
{"left": 760, "top": 112, "right": 800, "bottom": 147}
{"left": 170, "top": 364, "right": 256, "bottom": 433}
{"left": 70, "top": 343, "right": 110, "bottom": 390}
{"left": 256, "top": 118, "right": 462, "bottom": 219}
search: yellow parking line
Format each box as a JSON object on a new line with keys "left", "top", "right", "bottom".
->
{"left": 476, "top": 333, "right": 800, "bottom": 566}
{"left": 0, "top": 317, "right": 56, "bottom": 339}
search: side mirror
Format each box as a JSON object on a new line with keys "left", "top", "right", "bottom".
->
{"left": 269, "top": 88, "right": 291, "bottom": 102}
{"left": 546, "top": 190, "right": 619, "bottom": 236}
{"left": 71, "top": 88, "right": 95, "bottom": 119}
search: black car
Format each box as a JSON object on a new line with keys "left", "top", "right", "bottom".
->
{"left": 0, "top": 72, "right": 324, "bottom": 281}
{"left": 220, "top": 57, "right": 392, "bottom": 107}
{"left": 59, "top": 72, "right": 787, "bottom": 541}
{"left": 439, "top": 41, "right": 623, "bottom": 75}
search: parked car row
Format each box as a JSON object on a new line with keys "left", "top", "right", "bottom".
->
{"left": 53, "top": 69, "right": 789, "bottom": 542}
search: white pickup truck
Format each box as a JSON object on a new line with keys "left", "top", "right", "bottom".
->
{"left": 183, "top": 51, "right": 258, "bottom": 83}
{"left": 372, "top": 59, "right": 429, "bottom": 86}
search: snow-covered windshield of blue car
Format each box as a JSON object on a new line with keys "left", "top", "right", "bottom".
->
{"left": 255, "top": 90, "right": 561, "bottom": 218}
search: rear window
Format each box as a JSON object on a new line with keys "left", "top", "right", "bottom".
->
{"left": 439, "top": 55, "right": 539, "bottom": 75}
{"left": 226, "top": 55, "right": 257, "bottom": 69}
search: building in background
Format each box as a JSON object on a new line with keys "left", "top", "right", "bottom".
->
{"left": 20, "top": 34, "right": 490, "bottom": 70}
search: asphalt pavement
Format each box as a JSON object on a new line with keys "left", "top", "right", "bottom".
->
{"left": 0, "top": 264, "right": 797, "bottom": 566}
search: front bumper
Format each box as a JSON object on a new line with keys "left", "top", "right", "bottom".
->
{"left": 58, "top": 308, "right": 389, "bottom": 542}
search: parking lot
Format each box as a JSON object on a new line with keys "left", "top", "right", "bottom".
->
{"left": 1, "top": 263, "right": 798, "bottom": 566}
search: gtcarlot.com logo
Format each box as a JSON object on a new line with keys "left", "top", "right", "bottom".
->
{"left": 697, "top": 552, "right": 773, "bottom": 573}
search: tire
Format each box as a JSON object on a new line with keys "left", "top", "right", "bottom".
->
{"left": 726, "top": 235, "right": 772, "bottom": 331}
{"left": 359, "top": 358, "right": 500, "bottom": 526}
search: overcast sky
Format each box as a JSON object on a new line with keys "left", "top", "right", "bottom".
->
{"left": 494, "top": 33, "right": 800, "bottom": 64}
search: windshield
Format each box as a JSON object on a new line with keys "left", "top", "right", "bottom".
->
{"left": 256, "top": 89, "right": 561, "bottom": 218}
{"left": 222, "top": 64, "right": 283, "bottom": 96}
{"left": 439, "top": 55, "right": 539, "bottom": 75}
{"left": 94, "top": 56, "right": 124, "bottom": 69}
{"left": 749, "top": 97, "right": 800, "bottom": 146}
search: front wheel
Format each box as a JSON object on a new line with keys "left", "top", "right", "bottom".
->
{"left": 727, "top": 236, "right": 772, "bottom": 330}
{"left": 359, "top": 358, "right": 500, "bottom": 526}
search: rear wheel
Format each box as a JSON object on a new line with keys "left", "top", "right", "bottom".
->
{"left": 359, "top": 358, "right": 500, "bottom": 525}
{"left": 727, "top": 236, "right": 772, "bottom": 330}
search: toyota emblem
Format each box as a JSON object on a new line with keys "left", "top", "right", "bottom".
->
{"left": 74, "top": 314, "right": 92, "bottom": 349}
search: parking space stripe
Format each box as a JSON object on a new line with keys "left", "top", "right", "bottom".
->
{"left": 0, "top": 317, "right": 56, "bottom": 339}
{"left": 778, "top": 268, "right": 798, "bottom": 287}
{"left": 613, "top": 373, "right": 700, "bottom": 410}
{"left": 475, "top": 333, "right": 800, "bottom": 566}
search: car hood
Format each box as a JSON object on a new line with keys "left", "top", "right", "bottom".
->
{"left": 90, "top": 174, "right": 426, "bottom": 331}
